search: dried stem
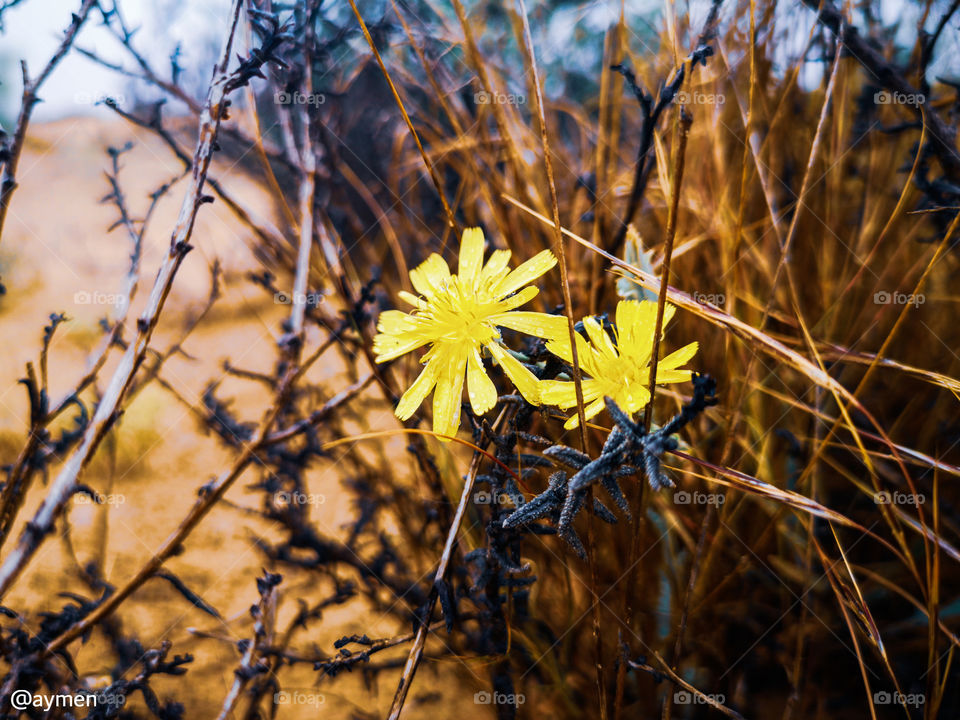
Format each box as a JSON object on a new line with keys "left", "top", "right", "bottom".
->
{"left": 514, "top": 2, "right": 607, "bottom": 717}
{"left": 386, "top": 410, "right": 507, "bottom": 720}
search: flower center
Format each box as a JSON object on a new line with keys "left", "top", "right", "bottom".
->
{"left": 423, "top": 278, "right": 499, "bottom": 346}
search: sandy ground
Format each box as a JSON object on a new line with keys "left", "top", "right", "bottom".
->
{"left": 0, "top": 116, "right": 484, "bottom": 718}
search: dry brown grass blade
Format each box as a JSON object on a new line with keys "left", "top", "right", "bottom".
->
{"left": 817, "top": 347, "right": 960, "bottom": 395}
{"left": 793, "top": 300, "right": 927, "bottom": 586}
{"left": 666, "top": 451, "right": 900, "bottom": 548}
{"left": 633, "top": 651, "right": 748, "bottom": 720}
{"left": 853, "top": 565, "right": 960, "bottom": 649}
{"left": 513, "top": 1, "right": 604, "bottom": 716}
{"left": 815, "top": 543, "right": 881, "bottom": 720}
{"left": 347, "top": 0, "right": 458, "bottom": 232}
{"left": 747, "top": 382, "right": 960, "bottom": 482}
{"left": 828, "top": 523, "right": 906, "bottom": 698}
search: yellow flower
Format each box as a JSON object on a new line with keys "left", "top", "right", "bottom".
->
{"left": 540, "top": 299, "right": 698, "bottom": 430}
{"left": 373, "top": 227, "right": 567, "bottom": 437}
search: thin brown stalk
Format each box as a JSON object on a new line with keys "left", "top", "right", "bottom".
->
{"left": 644, "top": 105, "right": 692, "bottom": 720}
{"left": 513, "top": 1, "right": 605, "bottom": 717}
{"left": 628, "top": 652, "right": 747, "bottom": 720}
{"left": 386, "top": 410, "right": 507, "bottom": 720}
{"left": 215, "top": 578, "right": 278, "bottom": 720}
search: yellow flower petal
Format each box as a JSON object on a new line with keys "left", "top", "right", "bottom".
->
{"left": 563, "top": 396, "right": 606, "bottom": 430}
{"left": 614, "top": 298, "right": 643, "bottom": 332}
{"left": 466, "top": 347, "right": 497, "bottom": 415}
{"left": 395, "top": 360, "right": 440, "bottom": 420}
{"left": 458, "top": 227, "right": 485, "bottom": 290}
{"left": 538, "top": 378, "right": 575, "bottom": 407}
{"left": 659, "top": 341, "right": 698, "bottom": 370}
{"left": 493, "top": 249, "right": 557, "bottom": 297}
{"left": 432, "top": 352, "right": 467, "bottom": 438}
{"left": 661, "top": 303, "right": 677, "bottom": 331}
{"left": 582, "top": 317, "right": 617, "bottom": 359}
{"left": 377, "top": 309, "right": 416, "bottom": 334}
{"left": 479, "top": 249, "right": 511, "bottom": 286}
{"left": 497, "top": 285, "right": 539, "bottom": 312}
{"left": 488, "top": 343, "right": 539, "bottom": 404}
{"left": 373, "top": 330, "right": 428, "bottom": 363}
{"left": 614, "top": 299, "right": 653, "bottom": 350}
{"left": 409, "top": 254, "right": 450, "bottom": 298}
{"left": 616, "top": 300, "right": 676, "bottom": 361}
{"left": 656, "top": 369, "right": 693, "bottom": 384}
{"left": 490, "top": 311, "right": 569, "bottom": 339}
{"left": 545, "top": 330, "right": 602, "bottom": 377}
{"left": 539, "top": 378, "right": 602, "bottom": 409}
{"left": 397, "top": 290, "right": 427, "bottom": 309}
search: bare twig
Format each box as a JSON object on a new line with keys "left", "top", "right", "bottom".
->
{"left": 608, "top": 0, "right": 721, "bottom": 255}
{"left": 0, "top": 0, "right": 96, "bottom": 244}
{"left": 215, "top": 572, "right": 280, "bottom": 720}
{"left": 0, "top": 0, "right": 248, "bottom": 599}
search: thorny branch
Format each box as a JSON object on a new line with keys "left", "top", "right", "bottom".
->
{"left": 0, "top": 0, "right": 256, "bottom": 599}
{"left": 0, "top": 0, "right": 97, "bottom": 252}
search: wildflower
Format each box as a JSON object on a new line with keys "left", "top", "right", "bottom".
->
{"left": 539, "top": 299, "right": 698, "bottom": 429}
{"left": 373, "top": 227, "right": 567, "bottom": 437}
